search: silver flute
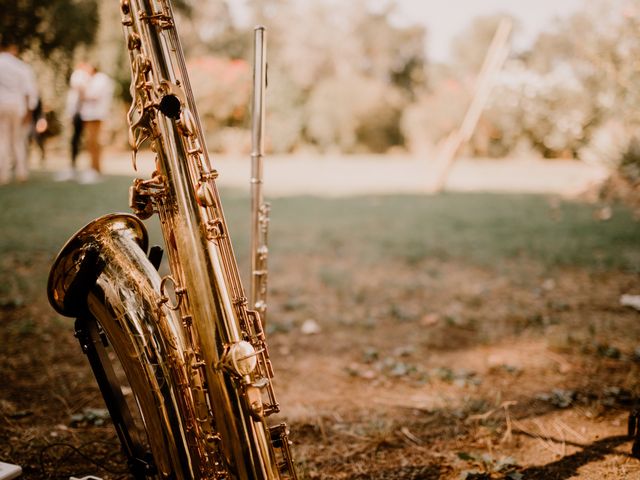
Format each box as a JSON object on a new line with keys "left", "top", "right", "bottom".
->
{"left": 250, "top": 26, "right": 271, "bottom": 326}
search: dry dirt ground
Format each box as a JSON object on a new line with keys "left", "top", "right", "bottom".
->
{"left": 269, "top": 256, "right": 640, "bottom": 480}
{"left": 2, "top": 253, "right": 640, "bottom": 479}
{"left": 1, "top": 153, "right": 639, "bottom": 479}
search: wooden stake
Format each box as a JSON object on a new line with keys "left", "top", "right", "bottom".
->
{"left": 427, "top": 18, "right": 512, "bottom": 193}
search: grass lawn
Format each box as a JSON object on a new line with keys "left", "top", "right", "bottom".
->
{"left": 0, "top": 171, "right": 637, "bottom": 306}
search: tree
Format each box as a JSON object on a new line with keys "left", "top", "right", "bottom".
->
{"left": 242, "top": 0, "right": 426, "bottom": 152}
{"left": 306, "top": 73, "right": 405, "bottom": 153}
{"left": 0, "top": 0, "right": 99, "bottom": 58}
{"left": 352, "top": 2, "right": 426, "bottom": 98}
{"left": 485, "top": 0, "right": 640, "bottom": 160}
{"left": 175, "top": 0, "right": 251, "bottom": 60}
{"left": 486, "top": 63, "right": 594, "bottom": 157}
{"left": 450, "top": 14, "right": 516, "bottom": 73}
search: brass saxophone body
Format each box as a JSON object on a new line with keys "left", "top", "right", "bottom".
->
{"left": 47, "top": 1, "right": 296, "bottom": 478}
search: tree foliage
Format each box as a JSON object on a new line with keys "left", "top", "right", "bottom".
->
{"left": 486, "top": 64, "right": 594, "bottom": 157}
{"left": 149, "top": 0, "right": 426, "bottom": 153}
{"left": 0, "top": 0, "right": 99, "bottom": 57}
{"left": 483, "top": 0, "right": 640, "bottom": 161}
{"left": 17, "top": 0, "right": 638, "bottom": 163}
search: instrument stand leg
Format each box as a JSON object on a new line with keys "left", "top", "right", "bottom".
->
{"left": 74, "top": 316, "right": 156, "bottom": 479}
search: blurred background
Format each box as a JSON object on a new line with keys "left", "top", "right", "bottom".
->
{"left": 3, "top": 0, "right": 639, "bottom": 182}
{"left": 3, "top": 1, "right": 640, "bottom": 479}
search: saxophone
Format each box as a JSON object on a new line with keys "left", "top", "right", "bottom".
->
{"left": 46, "top": 1, "right": 297, "bottom": 478}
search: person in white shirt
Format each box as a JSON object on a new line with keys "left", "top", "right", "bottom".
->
{"left": 0, "top": 43, "right": 38, "bottom": 184}
{"left": 76, "top": 65, "right": 114, "bottom": 183}
{"left": 59, "top": 64, "right": 114, "bottom": 183}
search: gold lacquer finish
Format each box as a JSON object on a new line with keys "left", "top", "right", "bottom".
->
{"left": 48, "top": 213, "right": 203, "bottom": 478}
{"left": 47, "top": 1, "right": 297, "bottom": 478}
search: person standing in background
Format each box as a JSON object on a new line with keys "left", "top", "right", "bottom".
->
{"left": 29, "top": 96, "right": 49, "bottom": 166}
{"left": 58, "top": 62, "right": 91, "bottom": 181}
{"left": 0, "top": 42, "right": 38, "bottom": 185}
{"left": 60, "top": 63, "right": 114, "bottom": 184}
{"left": 77, "top": 65, "right": 114, "bottom": 184}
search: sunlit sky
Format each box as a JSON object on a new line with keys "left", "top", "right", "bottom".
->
{"left": 230, "top": 0, "right": 586, "bottom": 61}
{"left": 391, "top": 0, "right": 585, "bottom": 61}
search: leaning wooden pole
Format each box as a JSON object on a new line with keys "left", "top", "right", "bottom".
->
{"left": 427, "top": 18, "right": 512, "bottom": 193}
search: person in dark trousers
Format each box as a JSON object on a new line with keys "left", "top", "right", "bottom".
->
{"left": 70, "top": 107, "right": 83, "bottom": 169}
{"left": 29, "top": 97, "right": 48, "bottom": 165}
{"left": 57, "top": 63, "right": 114, "bottom": 183}
{"left": 56, "top": 63, "right": 90, "bottom": 181}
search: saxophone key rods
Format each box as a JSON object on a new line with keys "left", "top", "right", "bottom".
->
{"left": 47, "top": 1, "right": 297, "bottom": 478}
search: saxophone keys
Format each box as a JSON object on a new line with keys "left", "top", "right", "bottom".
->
{"left": 120, "top": 0, "right": 133, "bottom": 26}
{"left": 202, "top": 170, "right": 219, "bottom": 181}
{"left": 127, "top": 33, "right": 141, "bottom": 51}
{"left": 159, "top": 275, "right": 185, "bottom": 310}
{"left": 205, "top": 219, "right": 225, "bottom": 240}
{"left": 196, "top": 181, "right": 216, "bottom": 207}
{"left": 129, "top": 184, "right": 154, "bottom": 219}
{"left": 205, "top": 433, "right": 222, "bottom": 447}
{"left": 177, "top": 107, "right": 197, "bottom": 137}
{"left": 245, "top": 385, "right": 265, "bottom": 420}
{"left": 224, "top": 341, "right": 258, "bottom": 377}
